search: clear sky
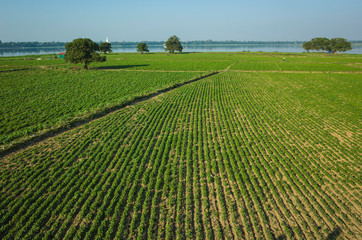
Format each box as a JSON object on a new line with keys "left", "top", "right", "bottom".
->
{"left": 1, "top": 0, "right": 361, "bottom": 42}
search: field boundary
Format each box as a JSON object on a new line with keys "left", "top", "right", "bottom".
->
{"left": 114, "top": 58, "right": 232, "bottom": 62}
{"left": 229, "top": 70, "right": 362, "bottom": 74}
{"left": 97, "top": 69, "right": 206, "bottom": 73}
{"left": 0, "top": 71, "right": 221, "bottom": 159}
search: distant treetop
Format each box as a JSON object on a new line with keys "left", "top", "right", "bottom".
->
{"left": 99, "top": 42, "right": 112, "bottom": 54}
{"left": 137, "top": 42, "right": 149, "bottom": 54}
{"left": 164, "top": 35, "right": 183, "bottom": 53}
{"left": 65, "top": 38, "right": 106, "bottom": 69}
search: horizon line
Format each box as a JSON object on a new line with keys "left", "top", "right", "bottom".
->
{"left": 2, "top": 39, "right": 362, "bottom": 44}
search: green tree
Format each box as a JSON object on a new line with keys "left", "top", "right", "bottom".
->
{"left": 302, "top": 41, "right": 312, "bottom": 52}
{"left": 65, "top": 38, "right": 106, "bottom": 69}
{"left": 164, "top": 35, "right": 183, "bottom": 53}
{"left": 99, "top": 42, "right": 112, "bottom": 54}
{"left": 137, "top": 42, "right": 149, "bottom": 53}
{"left": 330, "top": 38, "right": 352, "bottom": 54}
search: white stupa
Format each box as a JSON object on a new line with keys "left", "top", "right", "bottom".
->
{"left": 106, "top": 37, "right": 109, "bottom": 43}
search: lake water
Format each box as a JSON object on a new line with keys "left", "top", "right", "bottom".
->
{"left": 1, "top": 44, "right": 362, "bottom": 57}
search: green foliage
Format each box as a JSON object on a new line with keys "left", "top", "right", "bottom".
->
{"left": 164, "top": 35, "right": 183, "bottom": 53}
{"left": 310, "top": 37, "right": 330, "bottom": 52}
{"left": 65, "top": 38, "right": 105, "bottom": 69}
{"left": 99, "top": 42, "right": 112, "bottom": 54}
{"left": 137, "top": 43, "right": 149, "bottom": 53}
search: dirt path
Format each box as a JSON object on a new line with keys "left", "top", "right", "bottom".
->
{"left": 98, "top": 69, "right": 206, "bottom": 73}
{"left": 230, "top": 70, "right": 362, "bottom": 74}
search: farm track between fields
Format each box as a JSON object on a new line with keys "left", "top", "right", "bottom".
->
{"left": 230, "top": 70, "right": 362, "bottom": 74}
{"left": 0, "top": 68, "right": 30, "bottom": 73}
{"left": 114, "top": 58, "right": 232, "bottom": 62}
{"left": 98, "top": 69, "right": 206, "bottom": 73}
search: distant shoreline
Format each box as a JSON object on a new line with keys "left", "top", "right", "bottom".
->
{"left": 1, "top": 43, "right": 362, "bottom": 57}
{"left": 1, "top": 40, "right": 362, "bottom": 50}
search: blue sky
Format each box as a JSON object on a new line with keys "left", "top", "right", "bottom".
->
{"left": 1, "top": 0, "right": 361, "bottom": 42}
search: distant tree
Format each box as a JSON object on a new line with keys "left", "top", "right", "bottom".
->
{"left": 164, "top": 35, "right": 183, "bottom": 53}
{"left": 302, "top": 41, "right": 312, "bottom": 52}
{"left": 306, "top": 37, "right": 352, "bottom": 54}
{"left": 137, "top": 42, "right": 149, "bottom": 53}
{"left": 330, "top": 38, "right": 352, "bottom": 54}
{"left": 65, "top": 38, "right": 106, "bottom": 69}
{"left": 99, "top": 42, "right": 112, "bottom": 54}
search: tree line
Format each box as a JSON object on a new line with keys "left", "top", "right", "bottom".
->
{"left": 64, "top": 36, "right": 183, "bottom": 69}
{"left": 116, "top": 40, "right": 306, "bottom": 46}
{"left": 302, "top": 38, "right": 352, "bottom": 53}
{"left": 135, "top": 36, "right": 184, "bottom": 53}
{"left": 49, "top": 36, "right": 355, "bottom": 69}
{"left": 0, "top": 41, "right": 65, "bottom": 49}
{"left": 1, "top": 39, "right": 359, "bottom": 51}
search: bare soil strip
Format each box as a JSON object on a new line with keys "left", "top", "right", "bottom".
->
{"left": 114, "top": 58, "right": 231, "bottom": 62}
{"left": 230, "top": 70, "right": 362, "bottom": 74}
{"left": 98, "top": 69, "right": 206, "bottom": 73}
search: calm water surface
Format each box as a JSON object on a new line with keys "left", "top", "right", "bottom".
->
{"left": 1, "top": 44, "right": 362, "bottom": 57}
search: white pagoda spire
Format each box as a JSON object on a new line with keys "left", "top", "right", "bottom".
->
{"left": 106, "top": 36, "right": 109, "bottom": 43}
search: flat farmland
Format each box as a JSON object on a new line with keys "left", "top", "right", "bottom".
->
{"left": 0, "top": 52, "right": 361, "bottom": 239}
{"left": 0, "top": 70, "right": 205, "bottom": 145}
{"left": 230, "top": 61, "right": 362, "bottom": 72}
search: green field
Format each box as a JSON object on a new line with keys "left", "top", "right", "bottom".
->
{"left": 0, "top": 52, "right": 361, "bottom": 239}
